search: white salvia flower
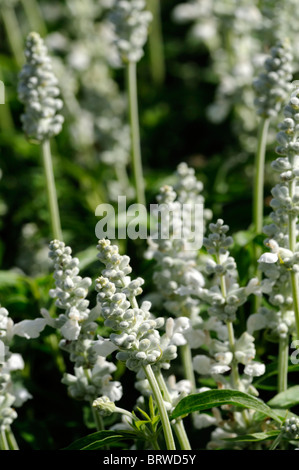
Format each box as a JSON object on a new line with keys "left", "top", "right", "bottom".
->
{"left": 244, "top": 362, "right": 266, "bottom": 377}
{"left": 258, "top": 252, "right": 279, "bottom": 264}
{"left": 96, "top": 239, "right": 176, "bottom": 372}
{"left": 193, "top": 355, "right": 212, "bottom": 375}
{"left": 0, "top": 306, "right": 32, "bottom": 432}
{"left": 255, "top": 82, "right": 299, "bottom": 340}
{"left": 18, "top": 32, "right": 64, "bottom": 143}
{"left": 108, "top": 0, "right": 152, "bottom": 63}
{"left": 234, "top": 332, "right": 256, "bottom": 365}
{"left": 48, "top": 239, "right": 92, "bottom": 341}
{"left": 193, "top": 413, "right": 217, "bottom": 430}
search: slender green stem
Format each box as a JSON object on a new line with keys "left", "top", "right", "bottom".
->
{"left": 180, "top": 343, "right": 196, "bottom": 391}
{"left": 226, "top": 320, "right": 241, "bottom": 390}
{"left": 1, "top": 6, "right": 24, "bottom": 67}
{"left": 0, "top": 428, "right": 9, "bottom": 450}
{"left": 115, "top": 162, "right": 131, "bottom": 197}
{"left": 143, "top": 364, "right": 176, "bottom": 450}
{"left": 288, "top": 172, "right": 299, "bottom": 339}
{"left": 41, "top": 140, "right": 63, "bottom": 241}
{"left": 278, "top": 334, "right": 289, "bottom": 393}
{"left": 20, "top": 0, "right": 47, "bottom": 36}
{"left": 216, "top": 257, "right": 241, "bottom": 389}
{"left": 5, "top": 427, "right": 19, "bottom": 450}
{"left": 147, "top": 0, "right": 165, "bottom": 86}
{"left": 252, "top": 118, "right": 270, "bottom": 311}
{"left": 155, "top": 369, "right": 191, "bottom": 450}
{"left": 253, "top": 117, "right": 270, "bottom": 236}
{"left": 216, "top": 257, "right": 250, "bottom": 426}
{"left": 126, "top": 61, "right": 146, "bottom": 206}
{"left": 90, "top": 400, "right": 105, "bottom": 431}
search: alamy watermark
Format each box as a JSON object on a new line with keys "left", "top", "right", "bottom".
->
{"left": 290, "top": 340, "right": 299, "bottom": 365}
{"left": 95, "top": 196, "right": 204, "bottom": 250}
{"left": 0, "top": 81, "right": 4, "bottom": 104}
{"left": 0, "top": 340, "right": 4, "bottom": 364}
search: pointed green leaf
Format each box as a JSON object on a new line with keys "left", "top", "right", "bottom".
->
{"left": 224, "top": 430, "right": 280, "bottom": 443}
{"left": 63, "top": 430, "right": 137, "bottom": 450}
{"left": 267, "top": 386, "right": 299, "bottom": 409}
{"left": 170, "top": 389, "right": 282, "bottom": 423}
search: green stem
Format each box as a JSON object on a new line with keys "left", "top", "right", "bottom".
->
{"left": 252, "top": 118, "right": 270, "bottom": 311}
{"left": 216, "top": 257, "right": 250, "bottom": 426}
{"left": 115, "top": 162, "right": 131, "bottom": 197}
{"left": 20, "top": 0, "right": 47, "bottom": 36}
{"left": 180, "top": 343, "right": 196, "bottom": 391}
{"left": 278, "top": 334, "right": 289, "bottom": 393}
{"left": 226, "top": 320, "right": 241, "bottom": 390}
{"left": 90, "top": 400, "right": 105, "bottom": 431}
{"left": 143, "top": 364, "right": 176, "bottom": 450}
{"left": 253, "top": 117, "right": 270, "bottom": 236}
{"left": 147, "top": 0, "right": 165, "bottom": 86}
{"left": 5, "top": 427, "right": 19, "bottom": 450}
{"left": 155, "top": 369, "right": 191, "bottom": 450}
{"left": 126, "top": 61, "right": 146, "bottom": 206}
{"left": 41, "top": 140, "right": 63, "bottom": 241}
{"left": 0, "top": 428, "right": 9, "bottom": 450}
{"left": 1, "top": 6, "right": 24, "bottom": 67}
{"left": 288, "top": 173, "right": 299, "bottom": 339}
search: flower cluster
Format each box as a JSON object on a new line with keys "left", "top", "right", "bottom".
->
{"left": 18, "top": 32, "right": 64, "bottom": 143}
{"left": 47, "top": 240, "right": 93, "bottom": 342}
{"left": 199, "top": 219, "right": 256, "bottom": 323}
{"left": 253, "top": 39, "right": 293, "bottom": 118}
{"left": 108, "top": 0, "right": 152, "bottom": 63}
{"left": 96, "top": 239, "right": 177, "bottom": 372}
{"left": 146, "top": 164, "right": 211, "bottom": 318}
{"left": 47, "top": 3, "right": 133, "bottom": 201}
{"left": 281, "top": 417, "right": 299, "bottom": 440}
{"left": 0, "top": 307, "right": 32, "bottom": 434}
{"left": 248, "top": 83, "right": 299, "bottom": 339}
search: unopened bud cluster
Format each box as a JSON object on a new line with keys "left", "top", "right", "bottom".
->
{"left": 253, "top": 40, "right": 293, "bottom": 118}
{"left": 281, "top": 417, "right": 299, "bottom": 440}
{"left": 18, "top": 32, "right": 64, "bottom": 142}
{"left": 201, "top": 219, "right": 249, "bottom": 323}
{"left": 108, "top": 0, "right": 152, "bottom": 63}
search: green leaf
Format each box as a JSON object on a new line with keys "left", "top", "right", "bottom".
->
{"left": 63, "top": 430, "right": 137, "bottom": 450}
{"left": 267, "top": 386, "right": 299, "bottom": 409}
{"left": 170, "top": 390, "right": 282, "bottom": 423}
{"left": 224, "top": 430, "right": 280, "bottom": 443}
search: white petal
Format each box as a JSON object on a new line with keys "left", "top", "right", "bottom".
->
{"left": 171, "top": 332, "right": 187, "bottom": 346}
{"left": 93, "top": 337, "right": 119, "bottom": 357}
{"left": 247, "top": 313, "right": 267, "bottom": 334}
{"left": 244, "top": 362, "right": 265, "bottom": 377}
{"left": 193, "top": 355, "right": 212, "bottom": 375}
{"left": 210, "top": 364, "right": 231, "bottom": 374}
{"left": 12, "top": 318, "right": 47, "bottom": 339}
{"left": 6, "top": 353, "right": 24, "bottom": 371}
{"left": 258, "top": 253, "right": 278, "bottom": 263}
{"left": 40, "top": 308, "right": 56, "bottom": 328}
{"left": 60, "top": 319, "right": 80, "bottom": 340}
{"left": 193, "top": 413, "right": 217, "bottom": 429}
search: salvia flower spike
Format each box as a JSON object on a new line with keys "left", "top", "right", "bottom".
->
{"left": 18, "top": 32, "right": 64, "bottom": 143}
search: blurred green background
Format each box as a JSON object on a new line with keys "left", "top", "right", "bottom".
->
{"left": 1, "top": 0, "right": 297, "bottom": 449}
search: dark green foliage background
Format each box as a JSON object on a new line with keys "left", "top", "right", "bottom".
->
{"left": 1, "top": 0, "right": 296, "bottom": 450}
